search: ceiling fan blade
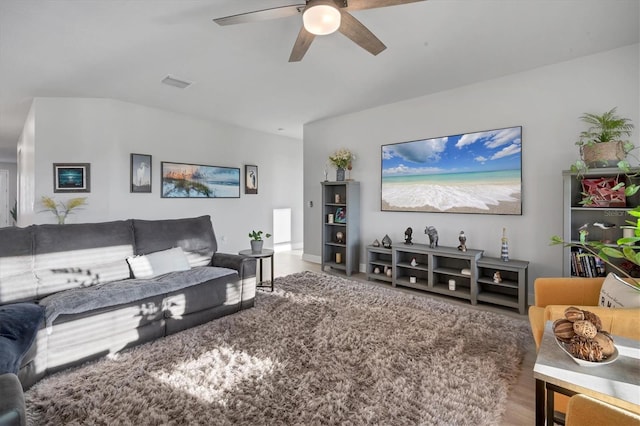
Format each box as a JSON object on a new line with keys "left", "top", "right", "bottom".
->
{"left": 345, "top": 0, "right": 427, "bottom": 12}
{"left": 338, "top": 10, "right": 386, "bottom": 56}
{"left": 213, "top": 4, "right": 305, "bottom": 26}
{"left": 289, "top": 26, "right": 316, "bottom": 62}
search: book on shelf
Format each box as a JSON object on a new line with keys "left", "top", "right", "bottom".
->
{"left": 570, "top": 247, "right": 606, "bottom": 277}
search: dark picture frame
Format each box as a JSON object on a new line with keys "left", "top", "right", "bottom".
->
{"left": 161, "top": 161, "right": 240, "bottom": 198}
{"left": 245, "top": 165, "right": 258, "bottom": 194}
{"left": 53, "top": 163, "right": 90, "bottom": 193}
{"left": 130, "top": 153, "right": 152, "bottom": 193}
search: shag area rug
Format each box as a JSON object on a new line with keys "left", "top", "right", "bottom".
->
{"left": 25, "top": 271, "right": 529, "bottom": 425}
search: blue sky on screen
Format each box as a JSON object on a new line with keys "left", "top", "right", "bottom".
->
{"left": 382, "top": 126, "right": 522, "bottom": 176}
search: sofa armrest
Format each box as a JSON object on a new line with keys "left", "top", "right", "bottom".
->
{"left": 211, "top": 253, "right": 256, "bottom": 280}
{"left": 0, "top": 373, "right": 25, "bottom": 426}
{"left": 533, "top": 277, "right": 604, "bottom": 307}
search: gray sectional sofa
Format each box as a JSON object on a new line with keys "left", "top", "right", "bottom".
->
{"left": 0, "top": 215, "right": 256, "bottom": 425}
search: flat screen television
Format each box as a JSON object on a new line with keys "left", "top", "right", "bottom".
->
{"left": 381, "top": 126, "right": 522, "bottom": 215}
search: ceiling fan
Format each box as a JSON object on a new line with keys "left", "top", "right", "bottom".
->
{"left": 213, "top": 0, "right": 427, "bottom": 62}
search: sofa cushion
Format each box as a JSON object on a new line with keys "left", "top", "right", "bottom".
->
{"left": 132, "top": 216, "right": 217, "bottom": 267}
{"left": 127, "top": 247, "right": 191, "bottom": 279}
{"left": 599, "top": 273, "right": 640, "bottom": 308}
{"left": 33, "top": 220, "right": 135, "bottom": 298}
{"left": 0, "top": 226, "right": 38, "bottom": 304}
{"left": 0, "top": 303, "right": 44, "bottom": 374}
{"left": 39, "top": 266, "right": 236, "bottom": 328}
{"left": 35, "top": 259, "right": 131, "bottom": 292}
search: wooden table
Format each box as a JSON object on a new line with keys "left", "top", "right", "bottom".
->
{"left": 533, "top": 321, "right": 640, "bottom": 425}
{"left": 238, "top": 249, "right": 274, "bottom": 292}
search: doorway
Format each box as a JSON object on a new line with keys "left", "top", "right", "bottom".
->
{"left": 273, "top": 208, "right": 291, "bottom": 252}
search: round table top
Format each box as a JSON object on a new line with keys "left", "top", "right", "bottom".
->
{"left": 238, "top": 248, "right": 274, "bottom": 258}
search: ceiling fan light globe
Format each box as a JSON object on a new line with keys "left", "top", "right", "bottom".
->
{"left": 303, "top": 4, "right": 341, "bottom": 35}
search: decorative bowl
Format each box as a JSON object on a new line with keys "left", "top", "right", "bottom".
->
{"left": 556, "top": 338, "right": 619, "bottom": 367}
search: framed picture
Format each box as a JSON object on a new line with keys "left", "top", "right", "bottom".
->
{"left": 381, "top": 125, "right": 522, "bottom": 215}
{"left": 334, "top": 207, "right": 346, "bottom": 223}
{"left": 161, "top": 161, "right": 240, "bottom": 198}
{"left": 53, "top": 163, "right": 90, "bottom": 193}
{"left": 245, "top": 165, "right": 258, "bottom": 194}
{"left": 130, "top": 153, "right": 152, "bottom": 193}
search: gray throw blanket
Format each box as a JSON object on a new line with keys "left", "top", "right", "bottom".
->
{"left": 39, "top": 266, "right": 236, "bottom": 331}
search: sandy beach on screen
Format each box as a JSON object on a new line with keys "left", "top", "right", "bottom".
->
{"left": 381, "top": 194, "right": 522, "bottom": 214}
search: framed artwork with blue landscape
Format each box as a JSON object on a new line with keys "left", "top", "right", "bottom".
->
{"left": 381, "top": 126, "right": 522, "bottom": 215}
{"left": 53, "top": 163, "right": 90, "bottom": 193}
{"left": 161, "top": 161, "right": 240, "bottom": 198}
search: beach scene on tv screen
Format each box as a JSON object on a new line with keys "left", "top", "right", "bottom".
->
{"left": 381, "top": 126, "right": 522, "bottom": 215}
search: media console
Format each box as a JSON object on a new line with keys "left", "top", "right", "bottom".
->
{"left": 366, "top": 243, "right": 528, "bottom": 314}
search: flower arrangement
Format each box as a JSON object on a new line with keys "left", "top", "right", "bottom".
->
{"left": 328, "top": 148, "right": 354, "bottom": 169}
{"left": 40, "top": 196, "right": 87, "bottom": 224}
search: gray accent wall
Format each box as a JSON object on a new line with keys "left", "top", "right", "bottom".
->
{"left": 303, "top": 44, "right": 640, "bottom": 299}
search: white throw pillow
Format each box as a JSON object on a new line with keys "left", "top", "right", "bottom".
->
{"left": 599, "top": 273, "right": 640, "bottom": 308}
{"left": 127, "top": 247, "right": 191, "bottom": 279}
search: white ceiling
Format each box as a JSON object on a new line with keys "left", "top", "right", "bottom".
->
{"left": 0, "top": 0, "right": 638, "bottom": 162}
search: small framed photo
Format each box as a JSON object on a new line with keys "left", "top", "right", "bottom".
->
{"left": 130, "top": 153, "right": 152, "bottom": 193}
{"left": 245, "top": 165, "right": 258, "bottom": 194}
{"left": 334, "top": 207, "right": 346, "bottom": 223}
{"left": 53, "top": 163, "right": 90, "bottom": 193}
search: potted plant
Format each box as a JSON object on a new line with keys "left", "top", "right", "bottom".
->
{"left": 328, "top": 148, "right": 354, "bottom": 181}
{"left": 40, "top": 196, "right": 87, "bottom": 224}
{"left": 9, "top": 200, "right": 17, "bottom": 225}
{"left": 551, "top": 205, "right": 640, "bottom": 289}
{"left": 249, "top": 230, "right": 271, "bottom": 253}
{"left": 575, "top": 107, "right": 635, "bottom": 168}
{"left": 571, "top": 108, "right": 638, "bottom": 205}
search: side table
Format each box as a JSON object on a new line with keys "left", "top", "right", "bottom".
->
{"left": 533, "top": 321, "right": 640, "bottom": 425}
{"left": 238, "top": 249, "right": 274, "bottom": 292}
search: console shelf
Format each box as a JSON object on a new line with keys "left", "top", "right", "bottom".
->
{"left": 366, "top": 244, "right": 529, "bottom": 314}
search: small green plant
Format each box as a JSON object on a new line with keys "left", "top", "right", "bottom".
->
{"left": 551, "top": 205, "right": 640, "bottom": 289}
{"left": 576, "top": 107, "right": 635, "bottom": 148}
{"left": 40, "top": 196, "right": 87, "bottom": 224}
{"left": 9, "top": 200, "right": 17, "bottom": 224}
{"left": 249, "top": 230, "right": 271, "bottom": 241}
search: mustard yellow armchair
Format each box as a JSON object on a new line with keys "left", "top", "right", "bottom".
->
{"left": 528, "top": 277, "right": 640, "bottom": 349}
{"left": 566, "top": 394, "right": 640, "bottom": 426}
{"left": 528, "top": 277, "right": 640, "bottom": 416}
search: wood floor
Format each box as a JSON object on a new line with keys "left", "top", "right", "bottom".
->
{"left": 272, "top": 250, "right": 537, "bottom": 425}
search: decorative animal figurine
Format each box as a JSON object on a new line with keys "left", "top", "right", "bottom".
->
{"left": 493, "top": 271, "right": 502, "bottom": 283}
{"left": 424, "top": 226, "right": 439, "bottom": 248}
{"left": 458, "top": 230, "right": 467, "bottom": 252}
{"left": 404, "top": 227, "right": 413, "bottom": 245}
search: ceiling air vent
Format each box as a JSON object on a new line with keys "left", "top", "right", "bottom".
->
{"left": 161, "top": 75, "right": 193, "bottom": 89}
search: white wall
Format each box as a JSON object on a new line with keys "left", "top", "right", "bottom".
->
{"left": 303, "top": 44, "right": 640, "bottom": 292}
{"left": 19, "top": 98, "right": 303, "bottom": 254}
